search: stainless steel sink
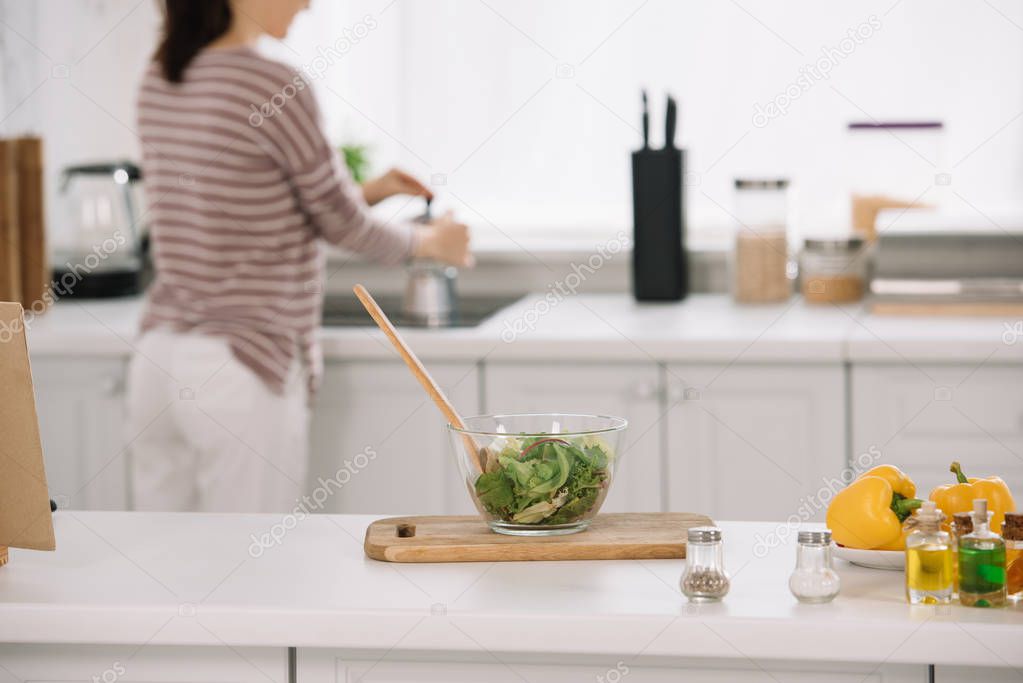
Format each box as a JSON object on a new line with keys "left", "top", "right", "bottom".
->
{"left": 321, "top": 293, "right": 523, "bottom": 328}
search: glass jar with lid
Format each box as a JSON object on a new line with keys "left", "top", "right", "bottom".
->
{"left": 799, "top": 236, "right": 867, "bottom": 304}
{"left": 731, "top": 179, "right": 791, "bottom": 304}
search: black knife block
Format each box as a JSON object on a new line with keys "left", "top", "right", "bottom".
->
{"left": 631, "top": 147, "right": 687, "bottom": 301}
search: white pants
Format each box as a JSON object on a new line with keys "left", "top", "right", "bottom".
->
{"left": 125, "top": 329, "right": 309, "bottom": 513}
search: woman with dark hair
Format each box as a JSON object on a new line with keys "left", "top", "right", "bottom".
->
{"left": 125, "top": 0, "right": 471, "bottom": 512}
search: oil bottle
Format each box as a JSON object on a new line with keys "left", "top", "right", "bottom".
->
{"left": 1002, "top": 512, "right": 1023, "bottom": 603}
{"left": 905, "top": 501, "right": 952, "bottom": 604}
{"left": 950, "top": 511, "right": 973, "bottom": 597}
{"left": 958, "top": 499, "right": 1007, "bottom": 607}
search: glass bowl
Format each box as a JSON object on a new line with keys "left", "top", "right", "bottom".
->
{"left": 448, "top": 413, "right": 627, "bottom": 536}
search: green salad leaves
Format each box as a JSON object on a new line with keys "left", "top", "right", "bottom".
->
{"left": 473, "top": 434, "right": 613, "bottom": 525}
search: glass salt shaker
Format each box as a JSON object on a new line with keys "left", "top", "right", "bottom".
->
{"left": 681, "top": 526, "right": 729, "bottom": 602}
{"left": 789, "top": 530, "right": 841, "bottom": 603}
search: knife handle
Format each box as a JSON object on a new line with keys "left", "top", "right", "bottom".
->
{"left": 641, "top": 90, "right": 650, "bottom": 149}
{"left": 665, "top": 97, "right": 677, "bottom": 149}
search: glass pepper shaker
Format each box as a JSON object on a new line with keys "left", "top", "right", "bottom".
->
{"left": 681, "top": 526, "right": 729, "bottom": 602}
{"left": 789, "top": 530, "right": 841, "bottom": 603}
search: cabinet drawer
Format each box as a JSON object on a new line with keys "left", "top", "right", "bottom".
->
{"left": 0, "top": 644, "right": 286, "bottom": 683}
{"left": 937, "top": 666, "right": 1023, "bottom": 683}
{"left": 299, "top": 650, "right": 923, "bottom": 683}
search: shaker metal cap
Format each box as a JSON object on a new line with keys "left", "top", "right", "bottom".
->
{"left": 803, "top": 237, "right": 864, "bottom": 252}
{"left": 734, "top": 178, "right": 789, "bottom": 190}
{"left": 688, "top": 526, "right": 722, "bottom": 543}
{"left": 797, "top": 529, "right": 832, "bottom": 545}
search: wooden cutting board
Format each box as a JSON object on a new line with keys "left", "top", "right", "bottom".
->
{"left": 364, "top": 512, "right": 713, "bottom": 563}
{"left": 871, "top": 301, "right": 1023, "bottom": 316}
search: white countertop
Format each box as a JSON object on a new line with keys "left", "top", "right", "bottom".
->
{"left": 21, "top": 294, "right": 1021, "bottom": 364}
{"left": 1, "top": 512, "right": 1021, "bottom": 667}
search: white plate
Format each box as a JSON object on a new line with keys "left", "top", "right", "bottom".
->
{"left": 834, "top": 545, "right": 905, "bottom": 571}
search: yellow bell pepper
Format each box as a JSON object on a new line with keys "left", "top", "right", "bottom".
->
{"left": 929, "top": 461, "right": 1016, "bottom": 533}
{"left": 859, "top": 464, "right": 916, "bottom": 500}
{"left": 827, "top": 471, "right": 923, "bottom": 550}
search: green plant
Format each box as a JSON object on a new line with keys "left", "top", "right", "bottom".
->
{"left": 340, "top": 144, "right": 370, "bottom": 183}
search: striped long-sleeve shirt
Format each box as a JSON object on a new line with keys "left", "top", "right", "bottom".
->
{"left": 137, "top": 45, "right": 416, "bottom": 394}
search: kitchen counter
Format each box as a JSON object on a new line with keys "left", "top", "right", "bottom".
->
{"left": 0, "top": 511, "right": 1020, "bottom": 669}
{"left": 22, "top": 294, "right": 1023, "bottom": 363}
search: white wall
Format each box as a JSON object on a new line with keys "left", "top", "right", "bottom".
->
{"left": 0, "top": 0, "right": 161, "bottom": 237}
{"left": 2, "top": 0, "right": 1021, "bottom": 248}
{"left": 380, "top": 0, "right": 1023, "bottom": 244}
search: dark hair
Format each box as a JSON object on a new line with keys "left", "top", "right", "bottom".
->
{"left": 155, "top": 0, "right": 233, "bottom": 83}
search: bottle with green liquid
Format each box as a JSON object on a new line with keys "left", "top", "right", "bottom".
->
{"left": 905, "top": 501, "right": 953, "bottom": 604}
{"left": 958, "top": 498, "right": 1007, "bottom": 607}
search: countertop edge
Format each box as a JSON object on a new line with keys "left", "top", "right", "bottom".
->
{"left": 0, "top": 607, "right": 1019, "bottom": 667}
{"left": 20, "top": 294, "right": 1022, "bottom": 364}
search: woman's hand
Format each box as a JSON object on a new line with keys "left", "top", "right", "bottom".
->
{"left": 362, "top": 168, "right": 433, "bottom": 206}
{"left": 414, "top": 211, "right": 473, "bottom": 268}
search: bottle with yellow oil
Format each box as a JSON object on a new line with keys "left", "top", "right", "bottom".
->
{"left": 905, "top": 501, "right": 953, "bottom": 605}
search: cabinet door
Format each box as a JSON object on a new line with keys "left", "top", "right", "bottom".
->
{"left": 0, "top": 644, "right": 286, "bottom": 683}
{"left": 664, "top": 364, "right": 845, "bottom": 521}
{"left": 851, "top": 364, "right": 1023, "bottom": 497}
{"left": 29, "top": 357, "right": 130, "bottom": 510}
{"left": 309, "top": 361, "right": 480, "bottom": 514}
{"left": 483, "top": 362, "right": 663, "bottom": 512}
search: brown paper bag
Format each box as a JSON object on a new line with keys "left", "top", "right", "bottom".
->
{"left": 0, "top": 301, "right": 55, "bottom": 553}
{"left": 15, "top": 137, "right": 48, "bottom": 312}
{"left": 0, "top": 140, "right": 20, "bottom": 303}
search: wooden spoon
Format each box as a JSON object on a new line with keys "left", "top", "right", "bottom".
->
{"left": 353, "top": 284, "right": 487, "bottom": 473}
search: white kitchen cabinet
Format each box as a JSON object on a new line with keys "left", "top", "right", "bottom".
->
{"left": 309, "top": 360, "right": 480, "bottom": 514}
{"left": 664, "top": 364, "right": 846, "bottom": 522}
{"left": 298, "top": 649, "right": 924, "bottom": 683}
{"left": 851, "top": 364, "right": 1023, "bottom": 498}
{"left": 0, "top": 644, "right": 287, "bottom": 683}
{"left": 29, "top": 356, "right": 130, "bottom": 510}
{"left": 483, "top": 362, "right": 664, "bottom": 512}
